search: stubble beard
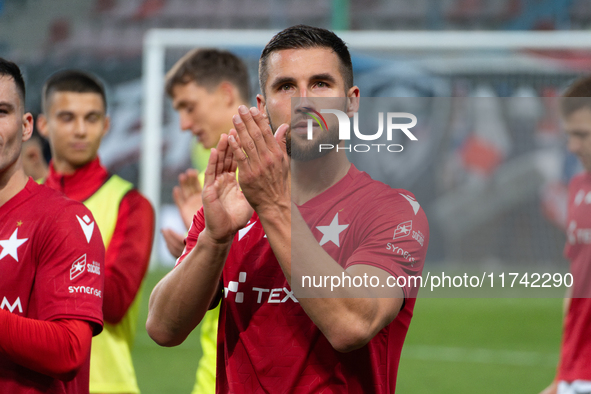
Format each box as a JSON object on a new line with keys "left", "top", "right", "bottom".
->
{"left": 268, "top": 115, "right": 340, "bottom": 162}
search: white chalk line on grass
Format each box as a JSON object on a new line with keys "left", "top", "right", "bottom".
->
{"left": 402, "top": 345, "right": 558, "bottom": 367}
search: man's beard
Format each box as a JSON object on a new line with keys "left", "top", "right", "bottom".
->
{"left": 270, "top": 119, "right": 340, "bottom": 162}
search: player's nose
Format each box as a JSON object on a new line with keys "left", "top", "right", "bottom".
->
{"left": 74, "top": 118, "right": 87, "bottom": 136}
{"left": 179, "top": 112, "right": 192, "bottom": 131}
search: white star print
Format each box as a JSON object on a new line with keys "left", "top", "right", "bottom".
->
{"left": 0, "top": 229, "right": 28, "bottom": 262}
{"left": 316, "top": 212, "right": 349, "bottom": 247}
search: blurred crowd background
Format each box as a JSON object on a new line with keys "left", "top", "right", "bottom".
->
{"left": 2, "top": 0, "right": 590, "bottom": 268}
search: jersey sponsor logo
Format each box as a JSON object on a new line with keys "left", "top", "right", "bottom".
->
{"left": 70, "top": 254, "right": 87, "bottom": 280}
{"left": 87, "top": 261, "right": 101, "bottom": 275}
{"left": 68, "top": 285, "right": 102, "bottom": 298}
{"left": 225, "top": 271, "right": 247, "bottom": 303}
{"left": 393, "top": 220, "right": 412, "bottom": 239}
{"left": 400, "top": 193, "right": 420, "bottom": 215}
{"left": 1, "top": 296, "right": 22, "bottom": 313}
{"left": 316, "top": 212, "right": 349, "bottom": 247}
{"left": 252, "top": 287, "right": 298, "bottom": 304}
{"left": 0, "top": 228, "right": 28, "bottom": 262}
{"left": 76, "top": 214, "right": 95, "bottom": 243}
{"left": 567, "top": 220, "right": 591, "bottom": 245}
{"left": 225, "top": 272, "right": 299, "bottom": 304}
{"left": 412, "top": 230, "right": 425, "bottom": 247}
{"left": 386, "top": 243, "right": 417, "bottom": 265}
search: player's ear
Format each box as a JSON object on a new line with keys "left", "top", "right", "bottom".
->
{"left": 346, "top": 86, "right": 360, "bottom": 117}
{"left": 22, "top": 112, "right": 34, "bottom": 142}
{"left": 218, "top": 81, "right": 236, "bottom": 108}
{"left": 256, "top": 93, "right": 266, "bottom": 114}
{"left": 37, "top": 113, "right": 48, "bottom": 138}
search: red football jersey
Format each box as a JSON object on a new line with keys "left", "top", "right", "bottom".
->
{"left": 179, "top": 165, "right": 429, "bottom": 393}
{"left": 0, "top": 179, "right": 105, "bottom": 394}
{"left": 558, "top": 172, "right": 591, "bottom": 382}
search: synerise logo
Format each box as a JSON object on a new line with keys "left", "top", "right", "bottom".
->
{"left": 306, "top": 109, "right": 418, "bottom": 153}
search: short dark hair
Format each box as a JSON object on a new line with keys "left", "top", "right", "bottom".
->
{"left": 165, "top": 48, "right": 251, "bottom": 103}
{"left": 0, "top": 57, "right": 26, "bottom": 105}
{"left": 42, "top": 70, "right": 106, "bottom": 113}
{"left": 259, "top": 25, "right": 354, "bottom": 96}
{"left": 561, "top": 75, "right": 591, "bottom": 117}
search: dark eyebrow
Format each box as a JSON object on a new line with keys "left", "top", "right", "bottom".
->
{"left": 269, "top": 73, "right": 338, "bottom": 91}
{"left": 310, "top": 73, "right": 338, "bottom": 85}
{"left": 55, "top": 109, "right": 74, "bottom": 117}
{"left": 269, "top": 76, "right": 296, "bottom": 91}
{"left": 0, "top": 101, "right": 15, "bottom": 111}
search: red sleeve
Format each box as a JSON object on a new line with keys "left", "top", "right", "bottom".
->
{"left": 30, "top": 200, "right": 105, "bottom": 335}
{"left": 344, "top": 190, "right": 429, "bottom": 299}
{"left": 175, "top": 206, "right": 205, "bottom": 267}
{"left": 0, "top": 311, "right": 92, "bottom": 381}
{"left": 103, "top": 190, "right": 154, "bottom": 324}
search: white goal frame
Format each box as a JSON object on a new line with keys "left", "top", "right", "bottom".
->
{"left": 142, "top": 29, "right": 591, "bottom": 263}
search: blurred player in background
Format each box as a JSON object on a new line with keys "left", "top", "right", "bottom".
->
{"left": 540, "top": 76, "right": 591, "bottom": 394}
{"left": 147, "top": 25, "right": 429, "bottom": 393}
{"left": 162, "top": 48, "right": 251, "bottom": 394}
{"left": 20, "top": 129, "right": 48, "bottom": 181}
{"left": 37, "top": 70, "right": 154, "bottom": 394}
{"left": 0, "top": 58, "right": 105, "bottom": 393}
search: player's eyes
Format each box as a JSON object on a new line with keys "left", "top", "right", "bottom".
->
{"left": 87, "top": 114, "right": 101, "bottom": 123}
{"left": 315, "top": 82, "right": 329, "bottom": 88}
{"left": 58, "top": 114, "right": 73, "bottom": 122}
{"left": 280, "top": 84, "right": 293, "bottom": 91}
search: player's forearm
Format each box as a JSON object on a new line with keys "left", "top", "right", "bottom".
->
{"left": 0, "top": 312, "right": 92, "bottom": 381}
{"left": 265, "top": 205, "right": 399, "bottom": 352}
{"left": 147, "top": 230, "right": 230, "bottom": 347}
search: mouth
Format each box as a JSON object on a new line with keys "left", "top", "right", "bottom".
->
{"left": 192, "top": 129, "right": 204, "bottom": 137}
{"left": 70, "top": 143, "right": 89, "bottom": 151}
{"left": 291, "top": 120, "right": 321, "bottom": 138}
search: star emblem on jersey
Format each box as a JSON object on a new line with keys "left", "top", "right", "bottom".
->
{"left": 400, "top": 193, "right": 420, "bottom": 215}
{"left": 0, "top": 228, "right": 28, "bottom": 262}
{"left": 76, "top": 215, "right": 95, "bottom": 243}
{"left": 393, "top": 220, "right": 412, "bottom": 239}
{"left": 316, "top": 212, "right": 349, "bottom": 247}
{"left": 70, "top": 254, "right": 87, "bottom": 280}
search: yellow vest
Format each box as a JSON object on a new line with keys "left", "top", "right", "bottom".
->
{"left": 85, "top": 175, "right": 142, "bottom": 394}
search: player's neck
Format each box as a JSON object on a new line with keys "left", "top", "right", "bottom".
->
{"left": 291, "top": 149, "right": 351, "bottom": 205}
{"left": 0, "top": 160, "right": 29, "bottom": 207}
{"left": 52, "top": 158, "right": 86, "bottom": 175}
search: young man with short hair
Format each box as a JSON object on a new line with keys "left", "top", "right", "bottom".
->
{"left": 148, "top": 25, "right": 429, "bottom": 393}
{"left": 37, "top": 70, "right": 154, "bottom": 394}
{"left": 540, "top": 76, "right": 591, "bottom": 394}
{"left": 162, "top": 48, "right": 251, "bottom": 394}
{"left": 0, "top": 58, "right": 105, "bottom": 393}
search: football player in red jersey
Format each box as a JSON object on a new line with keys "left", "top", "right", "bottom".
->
{"left": 540, "top": 77, "right": 591, "bottom": 394}
{"left": 37, "top": 69, "right": 154, "bottom": 394}
{"left": 0, "top": 58, "right": 105, "bottom": 393}
{"left": 148, "top": 26, "right": 429, "bottom": 393}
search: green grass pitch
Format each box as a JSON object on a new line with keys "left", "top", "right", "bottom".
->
{"left": 132, "top": 269, "right": 563, "bottom": 393}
